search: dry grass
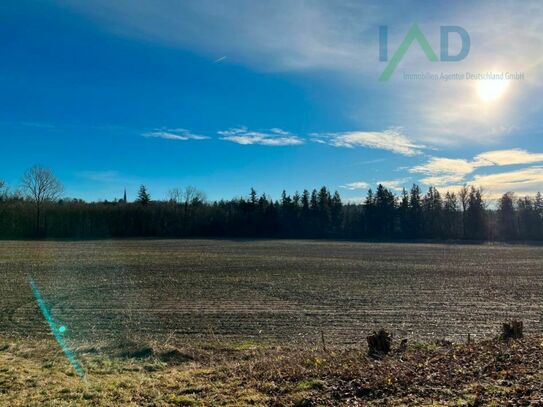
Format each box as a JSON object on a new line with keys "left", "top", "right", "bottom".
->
{"left": 1, "top": 335, "right": 543, "bottom": 406}
{"left": 1, "top": 240, "right": 543, "bottom": 404}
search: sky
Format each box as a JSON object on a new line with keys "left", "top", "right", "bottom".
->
{"left": 1, "top": 0, "right": 543, "bottom": 202}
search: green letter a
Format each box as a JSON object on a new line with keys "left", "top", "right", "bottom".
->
{"left": 379, "top": 23, "right": 438, "bottom": 81}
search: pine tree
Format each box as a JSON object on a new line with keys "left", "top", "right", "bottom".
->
{"left": 137, "top": 185, "right": 151, "bottom": 205}
{"left": 443, "top": 192, "right": 460, "bottom": 239}
{"left": 398, "top": 188, "right": 409, "bottom": 237}
{"left": 281, "top": 190, "right": 292, "bottom": 207}
{"left": 458, "top": 184, "right": 469, "bottom": 239}
{"left": 465, "top": 187, "right": 486, "bottom": 240}
{"left": 408, "top": 184, "right": 423, "bottom": 238}
{"left": 422, "top": 187, "right": 442, "bottom": 238}
{"left": 317, "top": 187, "right": 332, "bottom": 235}
{"left": 292, "top": 191, "right": 301, "bottom": 208}
{"left": 310, "top": 189, "right": 318, "bottom": 211}
{"left": 301, "top": 190, "right": 310, "bottom": 213}
{"left": 497, "top": 192, "right": 516, "bottom": 240}
{"left": 375, "top": 184, "right": 396, "bottom": 237}
{"left": 363, "top": 188, "right": 377, "bottom": 237}
{"left": 331, "top": 191, "right": 342, "bottom": 235}
{"left": 249, "top": 188, "right": 257, "bottom": 206}
{"left": 517, "top": 196, "right": 538, "bottom": 240}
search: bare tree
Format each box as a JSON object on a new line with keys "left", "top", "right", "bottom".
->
{"left": 168, "top": 188, "right": 182, "bottom": 204}
{"left": 183, "top": 186, "right": 206, "bottom": 207}
{"left": 21, "top": 166, "right": 63, "bottom": 234}
{"left": 168, "top": 186, "right": 206, "bottom": 206}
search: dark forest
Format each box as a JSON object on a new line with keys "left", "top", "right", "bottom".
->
{"left": 1, "top": 166, "right": 542, "bottom": 241}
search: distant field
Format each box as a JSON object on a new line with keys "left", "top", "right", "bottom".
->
{"left": 1, "top": 240, "right": 542, "bottom": 347}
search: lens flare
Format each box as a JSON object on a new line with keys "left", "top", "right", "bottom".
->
{"left": 477, "top": 79, "right": 509, "bottom": 102}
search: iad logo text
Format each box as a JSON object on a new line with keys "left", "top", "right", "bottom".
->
{"left": 379, "top": 23, "right": 470, "bottom": 81}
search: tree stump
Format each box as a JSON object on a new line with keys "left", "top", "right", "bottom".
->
{"left": 500, "top": 320, "right": 523, "bottom": 340}
{"left": 367, "top": 329, "right": 392, "bottom": 358}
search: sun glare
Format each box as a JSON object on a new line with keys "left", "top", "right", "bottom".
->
{"left": 476, "top": 79, "right": 509, "bottom": 102}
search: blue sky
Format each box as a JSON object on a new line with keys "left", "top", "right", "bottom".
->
{"left": 1, "top": 1, "right": 543, "bottom": 202}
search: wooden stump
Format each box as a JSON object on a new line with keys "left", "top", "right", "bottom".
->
{"left": 367, "top": 329, "right": 392, "bottom": 358}
{"left": 500, "top": 320, "right": 523, "bottom": 340}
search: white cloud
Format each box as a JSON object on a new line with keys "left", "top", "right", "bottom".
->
{"left": 411, "top": 149, "right": 543, "bottom": 187}
{"left": 410, "top": 158, "right": 476, "bottom": 186}
{"left": 473, "top": 149, "right": 543, "bottom": 166}
{"left": 59, "top": 1, "right": 543, "bottom": 147}
{"left": 340, "top": 181, "right": 369, "bottom": 190}
{"left": 269, "top": 128, "right": 290, "bottom": 136}
{"left": 312, "top": 128, "right": 425, "bottom": 156}
{"left": 444, "top": 167, "right": 543, "bottom": 200}
{"left": 472, "top": 167, "right": 543, "bottom": 198}
{"left": 340, "top": 179, "right": 408, "bottom": 193}
{"left": 143, "top": 129, "right": 210, "bottom": 141}
{"left": 219, "top": 127, "right": 303, "bottom": 146}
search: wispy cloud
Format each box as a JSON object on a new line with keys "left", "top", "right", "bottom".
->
{"left": 219, "top": 127, "right": 303, "bottom": 146}
{"left": 474, "top": 149, "right": 543, "bottom": 166}
{"left": 471, "top": 167, "right": 543, "bottom": 198}
{"left": 312, "top": 128, "right": 425, "bottom": 156}
{"left": 340, "top": 181, "right": 369, "bottom": 190}
{"left": 340, "top": 179, "right": 409, "bottom": 192}
{"left": 143, "top": 129, "right": 210, "bottom": 141}
{"left": 411, "top": 149, "right": 543, "bottom": 187}
{"left": 444, "top": 167, "right": 543, "bottom": 200}
{"left": 62, "top": 1, "right": 381, "bottom": 74}
{"left": 61, "top": 1, "right": 543, "bottom": 148}
{"left": 410, "top": 158, "right": 476, "bottom": 186}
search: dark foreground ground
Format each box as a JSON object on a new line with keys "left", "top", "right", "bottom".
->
{"left": 1, "top": 240, "right": 543, "bottom": 405}
{"left": 1, "top": 334, "right": 542, "bottom": 406}
{"left": 1, "top": 240, "right": 542, "bottom": 346}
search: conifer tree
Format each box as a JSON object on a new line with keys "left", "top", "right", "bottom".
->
{"left": 137, "top": 185, "right": 151, "bottom": 205}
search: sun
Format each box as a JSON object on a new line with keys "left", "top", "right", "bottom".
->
{"left": 476, "top": 79, "right": 509, "bottom": 102}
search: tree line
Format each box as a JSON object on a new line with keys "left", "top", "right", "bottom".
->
{"left": 1, "top": 165, "right": 543, "bottom": 241}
